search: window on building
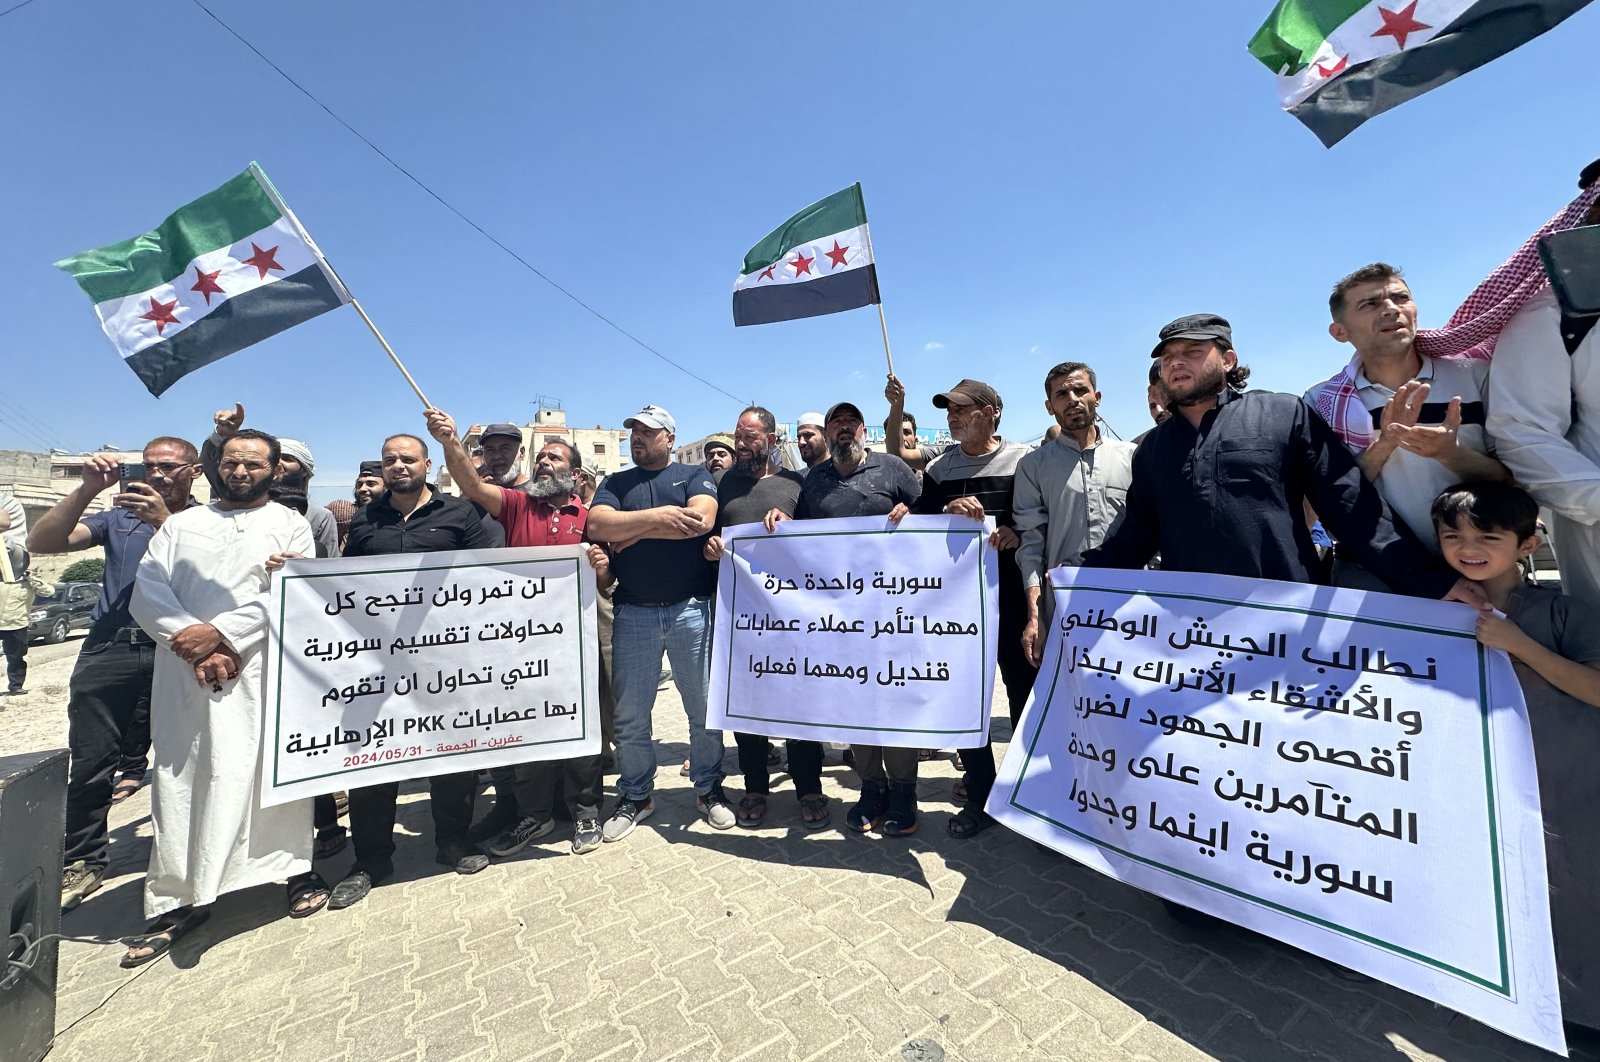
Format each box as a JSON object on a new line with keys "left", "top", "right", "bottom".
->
{"left": 593, "top": 443, "right": 605, "bottom": 454}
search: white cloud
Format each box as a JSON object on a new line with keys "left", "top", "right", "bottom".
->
{"left": 1029, "top": 345, "right": 1041, "bottom": 355}
{"left": 923, "top": 341, "right": 945, "bottom": 352}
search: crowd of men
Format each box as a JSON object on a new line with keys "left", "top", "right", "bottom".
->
{"left": 14, "top": 161, "right": 1600, "bottom": 1024}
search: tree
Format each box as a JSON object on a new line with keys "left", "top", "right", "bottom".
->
{"left": 60, "top": 557, "right": 104, "bottom": 584}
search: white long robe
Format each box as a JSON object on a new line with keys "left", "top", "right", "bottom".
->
{"left": 1488, "top": 289, "right": 1600, "bottom": 606}
{"left": 130, "top": 502, "right": 315, "bottom": 918}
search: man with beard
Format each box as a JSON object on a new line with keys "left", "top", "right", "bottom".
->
{"left": 1081, "top": 316, "right": 1483, "bottom": 927}
{"left": 1145, "top": 363, "right": 1171, "bottom": 430}
{"left": 765, "top": 402, "right": 920, "bottom": 833}
{"left": 478, "top": 423, "right": 532, "bottom": 490}
{"left": 702, "top": 408, "right": 812, "bottom": 827}
{"left": 354, "top": 461, "right": 384, "bottom": 507}
{"left": 124, "top": 428, "right": 324, "bottom": 965}
{"left": 910, "top": 379, "right": 1037, "bottom": 838}
{"left": 794, "top": 412, "right": 830, "bottom": 470}
{"left": 1015, "top": 362, "right": 1137, "bottom": 668}
{"left": 426, "top": 408, "right": 612, "bottom": 855}
{"left": 31, "top": 436, "right": 202, "bottom": 910}
{"left": 329, "top": 433, "right": 493, "bottom": 908}
{"left": 205, "top": 404, "right": 337, "bottom": 558}
{"left": 1083, "top": 317, "right": 1483, "bottom": 604}
{"left": 587, "top": 405, "right": 729, "bottom": 839}
{"left": 702, "top": 433, "right": 736, "bottom": 477}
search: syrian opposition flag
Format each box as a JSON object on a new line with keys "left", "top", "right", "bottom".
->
{"left": 733, "top": 184, "right": 880, "bottom": 327}
{"left": 55, "top": 163, "right": 350, "bottom": 397}
{"left": 1249, "top": 0, "right": 1593, "bottom": 147}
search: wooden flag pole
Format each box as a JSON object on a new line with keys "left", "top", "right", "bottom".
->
{"left": 858, "top": 199, "right": 895, "bottom": 377}
{"left": 349, "top": 297, "right": 432, "bottom": 408}
{"left": 874, "top": 302, "right": 896, "bottom": 379}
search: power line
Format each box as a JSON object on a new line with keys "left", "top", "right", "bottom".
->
{"left": 0, "top": 0, "right": 43, "bottom": 21}
{"left": 188, "top": 0, "right": 752, "bottom": 408}
{"left": 0, "top": 393, "right": 66, "bottom": 450}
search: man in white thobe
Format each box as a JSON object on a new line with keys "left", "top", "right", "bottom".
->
{"left": 125, "top": 429, "right": 322, "bottom": 965}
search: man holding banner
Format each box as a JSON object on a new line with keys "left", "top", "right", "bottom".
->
{"left": 1083, "top": 314, "right": 1479, "bottom": 604}
{"left": 425, "top": 407, "right": 612, "bottom": 856}
{"left": 329, "top": 433, "right": 492, "bottom": 909}
{"left": 766, "top": 400, "right": 922, "bottom": 834}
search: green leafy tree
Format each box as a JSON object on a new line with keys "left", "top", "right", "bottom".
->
{"left": 60, "top": 557, "right": 104, "bottom": 584}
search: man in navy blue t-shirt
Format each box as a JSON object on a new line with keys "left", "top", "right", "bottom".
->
{"left": 587, "top": 405, "right": 731, "bottom": 840}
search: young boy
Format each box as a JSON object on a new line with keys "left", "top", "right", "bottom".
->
{"left": 1433, "top": 481, "right": 1600, "bottom": 1031}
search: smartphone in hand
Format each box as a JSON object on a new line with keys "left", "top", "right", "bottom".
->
{"left": 118, "top": 462, "right": 147, "bottom": 493}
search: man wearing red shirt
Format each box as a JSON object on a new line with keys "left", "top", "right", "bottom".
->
{"left": 426, "top": 408, "right": 613, "bottom": 855}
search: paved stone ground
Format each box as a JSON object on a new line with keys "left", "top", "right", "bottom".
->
{"left": 5, "top": 644, "right": 1591, "bottom": 1062}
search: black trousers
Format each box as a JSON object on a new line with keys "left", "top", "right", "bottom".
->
{"left": 956, "top": 595, "right": 1038, "bottom": 812}
{"left": 62, "top": 634, "right": 156, "bottom": 871}
{"left": 1, "top": 628, "right": 26, "bottom": 691}
{"left": 510, "top": 754, "right": 603, "bottom": 822}
{"left": 347, "top": 770, "right": 478, "bottom": 869}
{"left": 734, "top": 733, "right": 823, "bottom": 797}
{"left": 116, "top": 697, "right": 153, "bottom": 778}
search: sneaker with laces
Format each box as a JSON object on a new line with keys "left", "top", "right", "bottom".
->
{"left": 61, "top": 861, "right": 105, "bottom": 912}
{"left": 601, "top": 797, "right": 654, "bottom": 842}
{"left": 697, "top": 785, "right": 737, "bottom": 830}
{"left": 571, "top": 818, "right": 602, "bottom": 854}
{"left": 487, "top": 817, "right": 555, "bottom": 857}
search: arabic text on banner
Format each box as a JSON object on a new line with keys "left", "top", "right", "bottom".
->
{"left": 707, "top": 515, "right": 999, "bottom": 747}
{"left": 987, "top": 567, "right": 1561, "bottom": 1054}
{"left": 261, "top": 546, "right": 599, "bottom": 806}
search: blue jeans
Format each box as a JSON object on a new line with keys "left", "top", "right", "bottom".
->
{"left": 612, "top": 597, "right": 722, "bottom": 800}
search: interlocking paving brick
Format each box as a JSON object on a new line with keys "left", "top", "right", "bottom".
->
{"left": 1, "top": 650, "right": 1553, "bottom": 1062}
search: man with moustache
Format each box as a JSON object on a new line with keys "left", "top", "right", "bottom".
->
{"left": 124, "top": 428, "right": 324, "bottom": 964}
{"left": 702, "top": 433, "right": 737, "bottom": 477}
{"left": 1081, "top": 315, "right": 1484, "bottom": 927}
{"left": 478, "top": 423, "right": 533, "bottom": 490}
{"left": 910, "top": 379, "right": 1038, "bottom": 837}
{"left": 794, "top": 412, "right": 830, "bottom": 470}
{"left": 702, "top": 408, "right": 813, "bottom": 827}
{"left": 31, "top": 436, "right": 202, "bottom": 910}
{"left": 426, "top": 408, "right": 612, "bottom": 855}
{"left": 586, "top": 405, "right": 729, "bottom": 839}
{"left": 765, "top": 402, "right": 921, "bottom": 833}
{"left": 205, "top": 404, "right": 337, "bottom": 558}
{"left": 353, "top": 461, "right": 385, "bottom": 507}
{"left": 329, "top": 433, "right": 493, "bottom": 908}
{"left": 1083, "top": 317, "right": 1483, "bottom": 600}
{"left": 1015, "top": 362, "right": 1137, "bottom": 668}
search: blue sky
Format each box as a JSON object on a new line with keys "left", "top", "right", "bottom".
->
{"left": 2, "top": 1, "right": 1596, "bottom": 504}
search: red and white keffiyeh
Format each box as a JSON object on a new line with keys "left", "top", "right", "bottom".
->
{"left": 1312, "top": 183, "right": 1600, "bottom": 453}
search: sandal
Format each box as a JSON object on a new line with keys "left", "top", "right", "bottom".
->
{"left": 110, "top": 774, "right": 142, "bottom": 804}
{"left": 314, "top": 825, "right": 348, "bottom": 860}
{"left": 947, "top": 807, "right": 995, "bottom": 839}
{"left": 953, "top": 752, "right": 965, "bottom": 772}
{"left": 736, "top": 795, "right": 767, "bottom": 828}
{"left": 799, "top": 794, "right": 830, "bottom": 830}
{"left": 120, "top": 905, "right": 211, "bottom": 968}
{"left": 952, "top": 778, "right": 968, "bottom": 804}
{"left": 288, "top": 872, "right": 331, "bottom": 919}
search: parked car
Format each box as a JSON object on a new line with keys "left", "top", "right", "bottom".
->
{"left": 27, "top": 581, "right": 99, "bottom": 644}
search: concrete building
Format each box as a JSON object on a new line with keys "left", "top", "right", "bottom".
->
{"left": 439, "top": 402, "right": 632, "bottom": 493}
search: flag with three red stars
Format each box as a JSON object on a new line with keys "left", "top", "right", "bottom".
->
{"left": 1249, "top": 0, "right": 1593, "bottom": 147}
{"left": 733, "top": 184, "right": 880, "bottom": 327}
{"left": 55, "top": 163, "right": 350, "bottom": 397}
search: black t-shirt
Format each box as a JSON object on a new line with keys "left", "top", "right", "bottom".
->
{"left": 592, "top": 462, "right": 718, "bottom": 606}
{"left": 714, "top": 469, "right": 805, "bottom": 532}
